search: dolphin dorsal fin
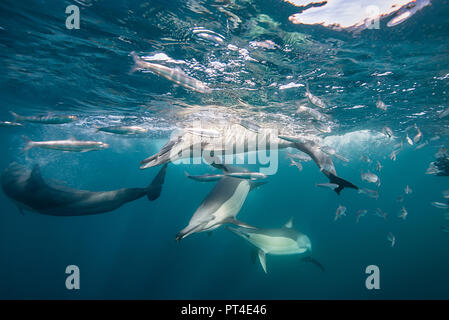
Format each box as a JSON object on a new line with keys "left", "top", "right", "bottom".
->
{"left": 29, "top": 164, "right": 45, "bottom": 186}
{"left": 258, "top": 250, "right": 267, "bottom": 274}
{"left": 284, "top": 217, "right": 294, "bottom": 228}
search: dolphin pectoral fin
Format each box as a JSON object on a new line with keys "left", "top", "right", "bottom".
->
{"left": 146, "top": 164, "right": 168, "bottom": 201}
{"left": 250, "top": 249, "right": 258, "bottom": 265}
{"left": 301, "top": 256, "right": 325, "bottom": 272}
{"left": 258, "top": 250, "right": 267, "bottom": 273}
{"left": 227, "top": 218, "right": 256, "bottom": 229}
{"left": 249, "top": 180, "right": 268, "bottom": 191}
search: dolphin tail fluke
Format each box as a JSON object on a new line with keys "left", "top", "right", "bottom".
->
{"left": 146, "top": 163, "right": 168, "bottom": 201}
{"left": 301, "top": 256, "right": 325, "bottom": 272}
{"left": 22, "top": 136, "right": 34, "bottom": 152}
{"left": 129, "top": 51, "right": 144, "bottom": 74}
{"left": 322, "top": 169, "right": 358, "bottom": 195}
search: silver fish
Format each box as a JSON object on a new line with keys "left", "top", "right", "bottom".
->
{"left": 404, "top": 185, "right": 412, "bottom": 195}
{"left": 0, "top": 121, "right": 23, "bottom": 127}
{"left": 442, "top": 190, "right": 449, "bottom": 199}
{"left": 238, "top": 120, "right": 260, "bottom": 133}
{"left": 289, "top": 158, "right": 303, "bottom": 171}
{"left": 358, "top": 188, "right": 379, "bottom": 200}
{"left": 430, "top": 135, "right": 440, "bottom": 142}
{"left": 131, "top": 52, "right": 211, "bottom": 94}
{"left": 11, "top": 112, "right": 77, "bottom": 124}
{"left": 375, "top": 208, "right": 387, "bottom": 220}
{"left": 305, "top": 83, "right": 327, "bottom": 109}
{"left": 382, "top": 126, "right": 393, "bottom": 138}
{"left": 23, "top": 137, "right": 109, "bottom": 152}
{"left": 376, "top": 97, "right": 388, "bottom": 111}
{"left": 375, "top": 160, "right": 382, "bottom": 172}
{"left": 286, "top": 152, "right": 312, "bottom": 162}
{"left": 387, "top": 232, "right": 395, "bottom": 247}
{"left": 296, "top": 105, "right": 327, "bottom": 121}
{"left": 335, "top": 205, "right": 346, "bottom": 221}
{"left": 316, "top": 183, "right": 338, "bottom": 190}
{"left": 360, "top": 155, "right": 372, "bottom": 163}
{"left": 398, "top": 206, "right": 408, "bottom": 220}
{"left": 96, "top": 125, "right": 147, "bottom": 135}
{"left": 431, "top": 202, "right": 449, "bottom": 209}
{"left": 390, "top": 149, "right": 400, "bottom": 161}
{"left": 356, "top": 209, "right": 367, "bottom": 223}
{"left": 414, "top": 140, "right": 428, "bottom": 150}
{"left": 185, "top": 172, "right": 223, "bottom": 182}
{"left": 406, "top": 134, "right": 414, "bottom": 146}
{"left": 439, "top": 106, "right": 449, "bottom": 119}
{"left": 426, "top": 162, "right": 439, "bottom": 175}
{"left": 225, "top": 172, "right": 267, "bottom": 180}
{"left": 413, "top": 124, "right": 422, "bottom": 143}
{"left": 361, "top": 169, "right": 380, "bottom": 186}
{"left": 193, "top": 30, "right": 225, "bottom": 45}
{"left": 435, "top": 147, "right": 448, "bottom": 158}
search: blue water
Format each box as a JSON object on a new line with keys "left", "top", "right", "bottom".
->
{"left": 1, "top": 0, "right": 449, "bottom": 299}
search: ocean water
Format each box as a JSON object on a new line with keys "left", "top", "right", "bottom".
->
{"left": 0, "top": 0, "right": 449, "bottom": 299}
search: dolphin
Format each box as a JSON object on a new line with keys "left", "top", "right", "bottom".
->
{"left": 227, "top": 218, "right": 324, "bottom": 273}
{"left": 175, "top": 163, "right": 265, "bottom": 241}
{"left": 1, "top": 162, "right": 167, "bottom": 216}
{"left": 140, "top": 123, "right": 358, "bottom": 194}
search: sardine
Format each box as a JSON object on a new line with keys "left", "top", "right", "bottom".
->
{"left": 387, "top": 232, "right": 395, "bottom": 247}
{"left": 23, "top": 137, "right": 109, "bottom": 152}
{"left": 358, "top": 188, "right": 379, "bottom": 199}
{"left": 356, "top": 209, "right": 367, "bottom": 223}
{"left": 335, "top": 205, "right": 347, "bottom": 221}
{"left": 286, "top": 152, "right": 312, "bottom": 162}
{"left": 404, "top": 185, "right": 412, "bottom": 195}
{"left": 376, "top": 160, "right": 382, "bottom": 172}
{"left": 361, "top": 169, "right": 380, "bottom": 186}
{"left": 225, "top": 172, "right": 267, "bottom": 180}
{"left": 0, "top": 121, "right": 23, "bottom": 127}
{"left": 131, "top": 52, "right": 211, "bottom": 94}
{"left": 305, "top": 83, "right": 327, "bottom": 109}
{"left": 289, "top": 158, "right": 303, "bottom": 171}
{"left": 431, "top": 202, "right": 449, "bottom": 209}
{"left": 11, "top": 111, "right": 77, "bottom": 124}
{"left": 96, "top": 125, "right": 147, "bottom": 135}
{"left": 375, "top": 208, "right": 387, "bottom": 220}
{"left": 398, "top": 206, "right": 408, "bottom": 220}
{"left": 185, "top": 172, "right": 223, "bottom": 182}
{"left": 376, "top": 97, "right": 388, "bottom": 111}
{"left": 382, "top": 126, "right": 393, "bottom": 138}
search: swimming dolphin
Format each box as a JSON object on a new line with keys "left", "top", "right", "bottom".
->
{"left": 1, "top": 162, "right": 167, "bottom": 216}
{"left": 227, "top": 218, "right": 324, "bottom": 273}
{"left": 175, "top": 163, "right": 265, "bottom": 241}
{"left": 140, "top": 123, "right": 357, "bottom": 194}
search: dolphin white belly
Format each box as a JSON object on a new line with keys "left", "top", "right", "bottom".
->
{"left": 248, "top": 234, "right": 304, "bottom": 255}
{"left": 201, "top": 180, "right": 250, "bottom": 230}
